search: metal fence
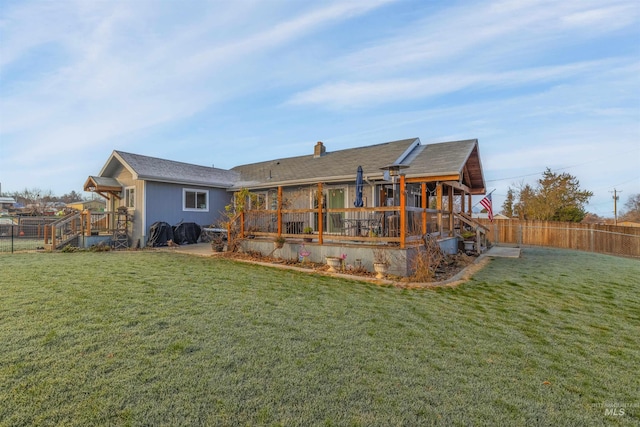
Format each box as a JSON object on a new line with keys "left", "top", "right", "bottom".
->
{"left": 0, "top": 216, "right": 56, "bottom": 253}
{"left": 476, "top": 219, "right": 640, "bottom": 258}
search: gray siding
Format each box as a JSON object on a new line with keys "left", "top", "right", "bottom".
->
{"left": 143, "top": 181, "right": 231, "bottom": 245}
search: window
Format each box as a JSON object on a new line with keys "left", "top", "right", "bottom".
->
{"left": 124, "top": 187, "right": 135, "bottom": 208}
{"left": 183, "top": 189, "right": 208, "bottom": 211}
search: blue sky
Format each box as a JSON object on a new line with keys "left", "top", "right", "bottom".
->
{"left": 1, "top": 0, "right": 638, "bottom": 216}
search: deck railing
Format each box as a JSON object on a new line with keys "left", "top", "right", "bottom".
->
{"left": 82, "top": 211, "right": 114, "bottom": 236}
{"left": 235, "top": 206, "right": 456, "bottom": 247}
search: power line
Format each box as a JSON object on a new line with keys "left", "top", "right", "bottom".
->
{"left": 486, "top": 148, "right": 639, "bottom": 184}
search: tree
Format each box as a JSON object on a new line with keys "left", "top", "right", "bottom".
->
{"left": 507, "top": 168, "right": 593, "bottom": 222}
{"left": 620, "top": 193, "right": 640, "bottom": 222}
{"left": 501, "top": 188, "right": 515, "bottom": 217}
{"left": 513, "top": 183, "right": 536, "bottom": 220}
{"left": 60, "top": 191, "right": 85, "bottom": 204}
{"left": 12, "top": 188, "right": 51, "bottom": 206}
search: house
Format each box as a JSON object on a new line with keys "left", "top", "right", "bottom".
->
{"left": 0, "top": 196, "right": 17, "bottom": 214}
{"left": 67, "top": 199, "right": 106, "bottom": 212}
{"left": 84, "top": 151, "right": 238, "bottom": 247}
{"left": 472, "top": 212, "right": 510, "bottom": 220}
{"left": 231, "top": 138, "right": 484, "bottom": 208}
{"left": 84, "top": 138, "right": 487, "bottom": 259}
{"left": 618, "top": 221, "right": 640, "bottom": 228}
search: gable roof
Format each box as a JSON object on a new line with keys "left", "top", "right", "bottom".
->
{"left": 231, "top": 138, "right": 485, "bottom": 193}
{"left": 100, "top": 151, "right": 239, "bottom": 188}
{"left": 88, "top": 138, "right": 486, "bottom": 195}
{"left": 231, "top": 138, "right": 420, "bottom": 189}
{"left": 405, "top": 139, "right": 485, "bottom": 191}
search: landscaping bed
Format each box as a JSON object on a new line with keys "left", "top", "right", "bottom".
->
{"left": 219, "top": 249, "right": 478, "bottom": 283}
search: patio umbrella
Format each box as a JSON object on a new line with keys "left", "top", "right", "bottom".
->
{"left": 354, "top": 165, "right": 364, "bottom": 207}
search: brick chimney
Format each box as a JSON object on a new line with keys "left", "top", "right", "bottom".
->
{"left": 313, "top": 141, "right": 326, "bottom": 158}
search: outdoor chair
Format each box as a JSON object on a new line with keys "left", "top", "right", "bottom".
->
{"left": 387, "top": 214, "right": 399, "bottom": 237}
{"left": 329, "top": 213, "right": 356, "bottom": 235}
{"left": 370, "top": 213, "right": 384, "bottom": 236}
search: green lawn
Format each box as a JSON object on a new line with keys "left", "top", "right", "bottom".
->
{"left": 1, "top": 248, "right": 638, "bottom": 426}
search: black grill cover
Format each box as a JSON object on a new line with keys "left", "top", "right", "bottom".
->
{"left": 147, "top": 222, "right": 174, "bottom": 247}
{"left": 173, "top": 222, "right": 201, "bottom": 245}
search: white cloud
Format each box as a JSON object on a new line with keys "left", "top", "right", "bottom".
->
{"left": 286, "top": 59, "right": 621, "bottom": 109}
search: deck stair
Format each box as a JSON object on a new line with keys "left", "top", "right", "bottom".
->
{"left": 454, "top": 212, "right": 490, "bottom": 254}
{"left": 44, "top": 212, "right": 83, "bottom": 250}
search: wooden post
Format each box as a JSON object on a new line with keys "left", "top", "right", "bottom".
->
{"left": 317, "top": 183, "right": 323, "bottom": 245}
{"left": 436, "top": 183, "right": 443, "bottom": 236}
{"left": 83, "top": 210, "right": 91, "bottom": 237}
{"left": 467, "top": 193, "right": 472, "bottom": 216}
{"left": 44, "top": 224, "right": 49, "bottom": 245}
{"left": 51, "top": 224, "right": 56, "bottom": 249}
{"left": 400, "top": 175, "right": 406, "bottom": 248}
{"left": 421, "top": 182, "right": 427, "bottom": 235}
{"left": 448, "top": 185, "right": 454, "bottom": 236}
{"left": 461, "top": 191, "right": 466, "bottom": 214}
{"left": 277, "top": 186, "right": 283, "bottom": 236}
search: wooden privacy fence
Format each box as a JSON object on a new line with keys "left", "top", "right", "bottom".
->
{"left": 476, "top": 219, "right": 640, "bottom": 258}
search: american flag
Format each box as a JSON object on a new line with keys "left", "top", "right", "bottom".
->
{"left": 479, "top": 193, "right": 493, "bottom": 222}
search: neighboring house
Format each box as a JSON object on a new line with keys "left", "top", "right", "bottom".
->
{"left": 0, "top": 196, "right": 17, "bottom": 214}
{"left": 618, "top": 221, "right": 640, "bottom": 228}
{"left": 67, "top": 199, "right": 106, "bottom": 212}
{"left": 85, "top": 138, "right": 486, "bottom": 247}
{"left": 85, "top": 151, "right": 238, "bottom": 247}
{"left": 472, "top": 212, "right": 510, "bottom": 220}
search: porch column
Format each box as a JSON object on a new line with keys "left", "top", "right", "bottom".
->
{"left": 399, "top": 175, "right": 406, "bottom": 248}
{"left": 277, "top": 186, "right": 283, "bottom": 236}
{"left": 317, "top": 182, "right": 323, "bottom": 245}
{"left": 467, "top": 193, "right": 472, "bottom": 216}
{"left": 448, "top": 185, "right": 454, "bottom": 236}
{"left": 461, "top": 191, "right": 466, "bottom": 215}
{"left": 436, "top": 183, "right": 443, "bottom": 237}
{"left": 421, "top": 182, "right": 427, "bottom": 235}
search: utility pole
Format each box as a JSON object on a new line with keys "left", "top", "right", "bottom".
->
{"left": 611, "top": 189, "right": 622, "bottom": 225}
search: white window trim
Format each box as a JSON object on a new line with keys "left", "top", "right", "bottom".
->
{"left": 183, "top": 188, "right": 209, "bottom": 212}
{"left": 124, "top": 186, "right": 135, "bottom": 209}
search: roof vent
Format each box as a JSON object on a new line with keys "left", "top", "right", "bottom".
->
{"left": 313, "top": 141, "right": 326, "bottom": 158}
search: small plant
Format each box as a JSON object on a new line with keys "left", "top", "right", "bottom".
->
{"left": 89, "top": 242, "right": 111, "bottom": 252}
{"left": 210, "top": 230, "right": 226, "bottom": 252}
{"left": 274, "top": 235, "right": 286, "bottom": 248}
{"left": 461, "top": 230, "right": 475, "bottom": 240}
{"left": 411, "top": 234, "right": 445, "bottom": 282}
{"left": 372, "top": 248, "right": 388, "bottom": 265}
{"left": 302, "top": 226, "right": 314, "bottom": 242}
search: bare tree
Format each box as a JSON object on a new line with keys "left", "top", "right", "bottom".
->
{"left": 620, "top": 193, "right": 640, "bottom": 222}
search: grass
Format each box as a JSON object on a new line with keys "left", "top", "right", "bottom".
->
{"left": 0, "top": 237, "right": 45, "bottom": 253}
{"left": 1, "top": 248, "right": 639, "bottom": 426}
